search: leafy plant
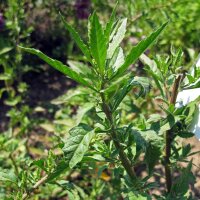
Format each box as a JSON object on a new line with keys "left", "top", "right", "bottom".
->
{"left": 1, "top": 3, "right": 199, "bottom": 200}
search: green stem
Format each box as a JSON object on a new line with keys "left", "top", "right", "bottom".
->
{"left": 100, "top": 90, "right": 136, "bottom": 179}
{"left": 9, "top": 153, "right": 19, "bottom": 176}
{"left": 164, "top": 74, "right": 183, "bottom": 193}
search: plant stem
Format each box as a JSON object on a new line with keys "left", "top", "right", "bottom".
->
{"left": 22, "top": 175, "right": 48, "bottom": 200}
{"left": 9, "top": 153, "right": 19, "bottom": 176}
{"left": 100, "top": 91, "right": 136, "bottom": 179}
{"left": 164, "top": 74, "right": 183, "bottom": 193}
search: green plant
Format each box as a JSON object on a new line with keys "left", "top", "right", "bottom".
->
{"left": 0, "top": 0, "right": 32, "bottom": 103}
{"left": 1, "top": 4, "right": 199, "bottom": 200}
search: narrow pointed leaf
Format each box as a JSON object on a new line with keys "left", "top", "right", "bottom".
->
{"left": 60, "top": 13, "right": 92, "bottom": 62}
{"left": 18, "top": 46, "right": 96, "bottom": 91}
{"left": 113, "top": 22, "right": 168, "bottom": 79}
{"left": 88, "top": 12, "right": 107, "bottom": 75}
{"left": 107, "top": 18, "right": 127, "bottom": 59}
{"left": 104, "top": 2, "right": 118, "bottom": 42}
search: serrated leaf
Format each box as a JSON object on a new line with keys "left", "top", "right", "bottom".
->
{"left": 182, "top": 96, "right": 200, "bottom": 126}
{"left": 107, "top": 18, "right": 127, "bottom": 59}
{"left": 134, "top": 130, "right": 163, "bottom": 149}
{"left": 62, "top": 124, "right": 95, "bottom": 168}
{"left": 18, "top": 46, "right": 96, "bottom": 91}
{"left": 113, "top": 22, "right": 168, "bottom": 79}
{"left": 88, "top": 12, "right": 107, "bottom": 75}
{"left": 60, "top": 13, "right": 91, "bottom": 62}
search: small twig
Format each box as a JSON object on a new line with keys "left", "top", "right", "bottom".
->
{"left": 22, "top": 175, "right": 48, "bottom": 200}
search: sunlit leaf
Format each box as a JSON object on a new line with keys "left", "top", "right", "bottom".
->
{"left": 113, "top": 22, "right": 168, "bottom": 79}
{"left": 107, "top": 18, "right": 127, "bottom": 59}
{"left": 88, "top": 12, "right": 107, "bottom": 75}
{"left": 18, "top": 46, "right": 96, "bottom": 91}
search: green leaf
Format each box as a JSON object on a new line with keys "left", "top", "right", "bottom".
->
{"left": 170, "top": 161, "right": 195, "bottom": 197}
{"left": 132, "top": 129, "right": 163, "bottom": 174}
{"left": 113, "top": 22, "right": 168, "bottom": 79}
{"left": 4, "top": 96, "right": 21, "bottom": 106}
{"left": 59, "top": 13, "right": 91, "bottom": 62}
{"left": 0, "top": 46, "right": 13, "bottom": 55}
{"left": 62, "top": 124, "right": 95, "bottom": 168}
{"left": 32, "top": 159, "right": 46, "bottom": 171}
{"left": 107, "top": 18, "right": 127, "bottom": 59}
{"left": 75, "top": 103, "right": 94, "bottom": 125}
{"left": 68, "top": 60, "right": 92, "bottom": 78}
{"left": 104, "top": 2, "right": 118, "bottom": 42}
{"left": 178, "top": 131, "right": 194, "bottom": 138}
{"left": 0, "top": 73, "right": 12, "bottom": 81}
{"left": 147, "top": 69, "right": 165, "bottom": 98}
{"left": 151, "top": 114, "right": 181, "bottom": 134}
{"left": 145, "top": 144, "right": 161, "bottom": 174}
{"left": 183, "top": 96, "right": 200, "bottom": 127}
{"left": 18, "top": 46, "right": 96, "bottom": 91}
{"left": 47, "top": 161, "right": 69, "bottom": 182}
{"left": 0, "top": 170, "right": 17, "bottom": 184}
{"left": 134, "top": 130, "right": 163, "bottom": 150}
{"left": 184, "top": 77, "right": 200, "bottom": 89}
{"left": 103, "top": 73, "right": 129, "bottom": 95}
{"left": 57, "top": 181, "right": 88, "bottom": 200}
{"left": 126, "top": 192, "right": 151, "bottom": 200}
{"left": 68, "top": 60, "right": 98, "bottom": 87}
{"left": 112, "top": 76, "right": 150, "bottom": 111}
{"left": 88, "top": 12, "right": 107, "bottom": 75}
{"left": 108, "top": 47, "right": 125, "bottom": 72}
{"left": 51, "top": 89, "right": 86, "bottom": 105}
